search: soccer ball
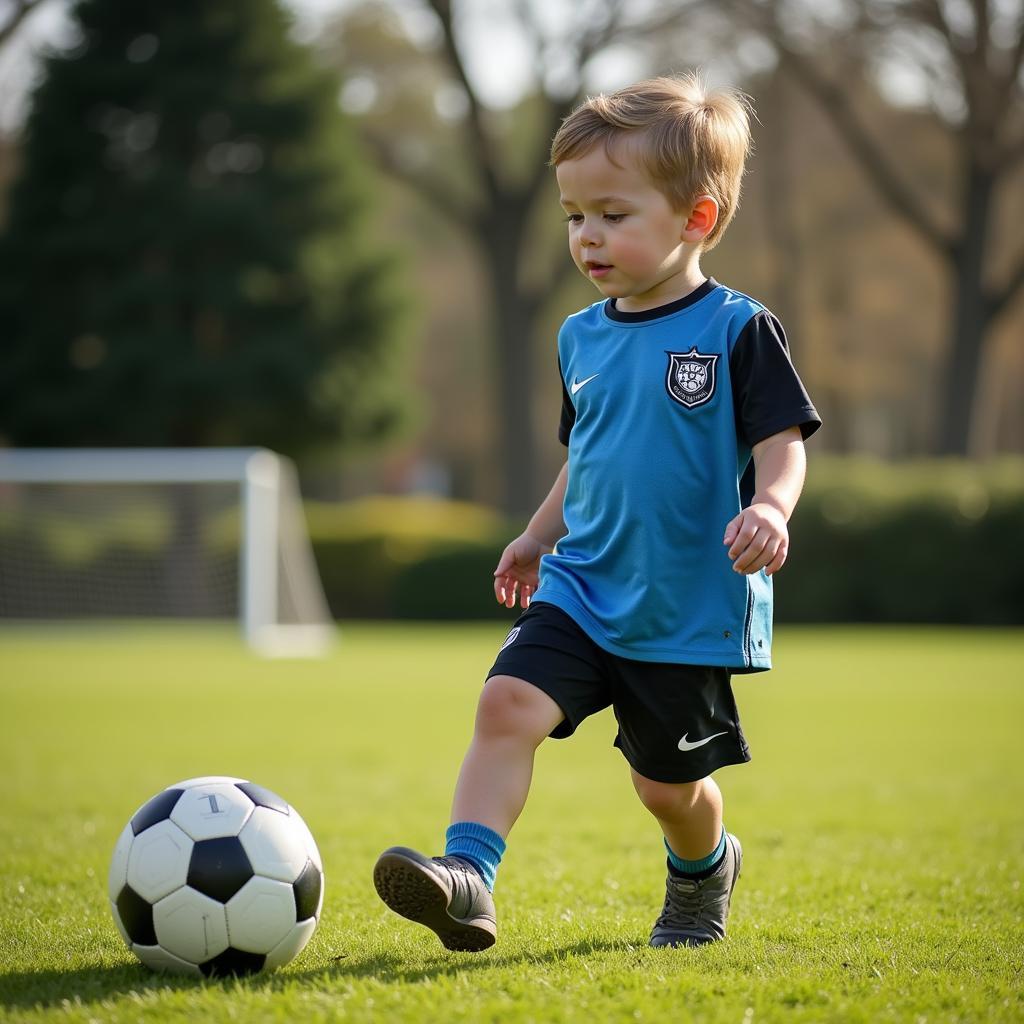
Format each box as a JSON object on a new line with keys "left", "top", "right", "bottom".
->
{"left": 108, "top": 776, "right": 324, "bottom": 976}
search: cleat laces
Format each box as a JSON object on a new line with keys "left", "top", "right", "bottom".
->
{"left": 654, "top": 877, "right": 714, "bottom": 934}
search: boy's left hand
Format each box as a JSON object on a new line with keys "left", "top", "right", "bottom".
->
{"left": 723, "top": 502, "right": 789, "bottom": 575}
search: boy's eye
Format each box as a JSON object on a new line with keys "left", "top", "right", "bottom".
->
{"left": 563, "top": 212, "right": 625, "bottom": 225}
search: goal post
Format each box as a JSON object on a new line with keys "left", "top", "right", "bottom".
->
{"left": 0, "top": 448, "right": 334, "bottom": 656}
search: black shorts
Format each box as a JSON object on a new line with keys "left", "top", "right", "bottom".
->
{"left": 486, "top": 602, "right": 750, "bottom": 784}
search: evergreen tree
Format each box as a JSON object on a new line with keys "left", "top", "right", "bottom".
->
{"left": 0, "top": 0, "right": 405, "bottom": 452}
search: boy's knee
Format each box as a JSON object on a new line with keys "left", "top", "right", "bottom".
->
{"left": 632, "top": 774, "right": 702, "bottom": 821}
{"left": 475, "top": 675, "right": 561, "bottom": 745}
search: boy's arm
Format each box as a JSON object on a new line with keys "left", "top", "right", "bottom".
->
{"left": 723, "top": 427, "right": 806, "bottom": 576}
{"left": 494, "top": 461, "right": 568, "bottom": 608}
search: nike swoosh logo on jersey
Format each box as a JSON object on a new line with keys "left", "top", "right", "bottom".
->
{"left": 677, "top": 730, "right": 728, "bottom": 752}
{"left": 570, "top": 373, "right": 600, "bottom": 395}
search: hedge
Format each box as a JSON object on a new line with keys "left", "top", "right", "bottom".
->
{"left": 776, "top": 458, "right": 1024, "bottom": 624}
{"left": 308, "top": 460, "right": 1024, "bottom": 625}
{"left": 1, "top": 460, "right": 1021, "bottom": 624}
{"left": 304, "top": 496, "right": 511, "bottom": 621}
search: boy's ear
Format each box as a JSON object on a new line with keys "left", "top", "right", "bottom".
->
{"left": 682, "top": 196, "right": 719, "bottom": 243}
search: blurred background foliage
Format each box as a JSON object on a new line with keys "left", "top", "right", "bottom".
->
{"left": 2, "top": 460, "right": 1021, "bottom": 622}
{"left": 0, "top": 0, "right": 1021, "bottom": 622}
{"left": 0, "top": 0, "right": 407, "bottom": 454}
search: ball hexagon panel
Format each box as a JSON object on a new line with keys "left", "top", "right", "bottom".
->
{"left": 132, "top": 943, "right": 202, "bottom": 976}
{"left": 108, "top": 824, "right": 133, "bottom": 902}
{"left": 113, "top": 884, "right": 157, "bottom": 946}
{"left": 170, "top": 783, "right": 254, "bottom": 841}
{"left": 239, "top": 806, "right": 308, "bottom": 883}
{"left": 114, "top": 886, "right": 155, "bottom": 946}
{"left": 264, "top": 917, "right": 317, "bottom": 971}
{"left": 187, "top": 836, "right": 253, "bottom": 902}
{"left": 235, "top": 782, "right": 290, "bottom": 815}
{"left": 225, "top": 876, "right": 297, "bottom": 954}
{"left": 289, "top": 809, "right": 324, "bottom": 874}
{"left": 109, "top": 900, "right": 131, "bottom": 947}
{"left": 125, "top": 820, "right": 193, "bottom": 903}
{"left": 199, "top": 947, "right": 266, "bottom": 977}
{"left": 153, "top": 887, "right": 230, "bottom": 965}
{"left": 293, "top": 860, "right": 323, "bottom": 922}
{"left": 130, "top": 789, "right": 184, "bottom": 836}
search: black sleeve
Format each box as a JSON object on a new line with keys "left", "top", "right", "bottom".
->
{"left": 558, "top": 356, "right": 575, "bottom": 446}
{"left": 730, "top": 311, "right": 821, "bottom": 447}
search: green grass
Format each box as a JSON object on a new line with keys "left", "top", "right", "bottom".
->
{"left": 1, "top": 623, "right": 1022, "bottom": 1023}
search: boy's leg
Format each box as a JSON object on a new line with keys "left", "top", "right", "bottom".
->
{"left": 610, "top": 660, "right": 748, "bottom": 947}
{"left": 450, "top": 674, "right": 565, "bottom": 835}
{"left": 631, "top": 770, "right": 741, "bottom": 947}
{"left": 374, "top": 675, "right": 564, "bottom": 952}
{"left": 375, "top": 602, "right": 610, "bottom": 951}
{"left": 630, "top": 771, "right": 722, "bottom": 860}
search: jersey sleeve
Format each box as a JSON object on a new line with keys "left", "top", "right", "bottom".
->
{"left": 730, "top": 311, "right": 821, "bottom": 446}
{"left": 558, "top": 356, "right": 575, "bottom": 446}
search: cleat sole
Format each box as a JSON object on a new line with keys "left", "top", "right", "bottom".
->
{"left": 374, "top": 848, "right": 496, "bottom": 953}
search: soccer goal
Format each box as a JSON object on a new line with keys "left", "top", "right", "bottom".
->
{"left": 0, "top": 448, "right": 333, "bottom": 656}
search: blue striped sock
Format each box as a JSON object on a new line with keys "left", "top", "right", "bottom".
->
{"left": 665, "top": 828, "right": 726, "bottom": 877}
{"left": 445, "top": 821, "right": 506, "bottom": 892}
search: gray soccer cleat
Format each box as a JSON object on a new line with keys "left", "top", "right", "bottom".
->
{"left": 373, "top": 846, "right": 497, "bottom": 952}
{"left": 649, "top": 833, "right": 742, "bottom": 948}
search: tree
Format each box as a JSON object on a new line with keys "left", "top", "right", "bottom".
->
{"left": 321, "top": 0, "right": 694, "bottom": 515}
{"left": 713, "top": 0, "right": 1024, "bottom": 454}
{"left": 0, "top": 0, "right": 405, "bottom": 454}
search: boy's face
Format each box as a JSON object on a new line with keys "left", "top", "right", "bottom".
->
{"left": 556, "top": 142, "right": 707, "bottom": 312}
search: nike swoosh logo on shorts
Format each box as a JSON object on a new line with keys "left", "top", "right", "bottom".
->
{"left": 570, "top": 373, "right": 600, "bottom": 395}
{"left": 677, "top": 731, "right": 728, "bottom": 752}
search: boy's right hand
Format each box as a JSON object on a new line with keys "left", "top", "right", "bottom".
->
{"left": 493, "top": 532, "right": 553, "bottom": 609}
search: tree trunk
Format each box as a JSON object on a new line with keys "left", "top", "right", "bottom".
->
{"left": 481, "top": 203, "right": 539, "bottom": 518}
{"left": 938, "top": 157, "right": 995, "bottom": 455}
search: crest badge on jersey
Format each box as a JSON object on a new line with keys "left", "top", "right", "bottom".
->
{"left": 665, "top": 348, "right": 718, "bottom": 409}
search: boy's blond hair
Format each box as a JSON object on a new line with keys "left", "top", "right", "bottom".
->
{"left": 550, "top": 73, "right": 752, "bottom": 250}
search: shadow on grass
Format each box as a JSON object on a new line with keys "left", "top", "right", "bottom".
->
{"left": 0, "top": 963, "right": 200, "bottom": 1011}
{"left": 0, "top": 937, "right": 640, "bottom": 1010}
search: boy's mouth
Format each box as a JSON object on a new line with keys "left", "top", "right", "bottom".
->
{"left": 584, "top": 260, "right": 612, "bottom": 279}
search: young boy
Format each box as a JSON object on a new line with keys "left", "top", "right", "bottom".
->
{"left": 374, "top": 73, "right": 820, "bottom": 952}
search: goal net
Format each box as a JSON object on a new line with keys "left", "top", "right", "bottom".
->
{"left": 0, "top": 448, "right": 333, "bottom": 656}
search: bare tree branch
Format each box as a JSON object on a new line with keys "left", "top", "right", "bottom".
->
{"left": 777, "top": 44, "right": 955, "bottom": 256}
{"left": 0, "top": 0, "right": 46, "bottom": 51}
{"left": 423, "top": 0, "right": 500, "bottom": 202}
{"left": 971, "top": 0, "right": 990, "bottom": 64}
{"left": 507, "top": 0, "right": 629, "bottom": 209}
{"left": 522, "top": 242, "right": 579, "bottom": 324}
{"left": 1009, "top": 10, "right": 1024, "bottom": 81}
{"left": 994, "top": 6, "right": 1024, "bottom": 123}
{"left": 577, "top": 0, "right": 626, "bottom": 66}
{"left": 907, "top": 0, "right": 970, "bottom": 53}
{"left": 719, "top": 0, "right": 955, "bottom": 251}
{"left": 999, "top": 131, "right": 1024, "bottom": 171}
{"left": 990, "top": 250, "right": 1024, "bottom": 320}
{"left": 517, "top": 92, "right": 577, "bottom": 210}
{"left": 509, "top": 0, "right": 549, "bottom": 88}
{"left": 361, "top": 130, "right": 477, "bottom": 231}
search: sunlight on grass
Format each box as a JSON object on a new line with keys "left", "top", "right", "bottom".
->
{"left": 1, "top": 623, "right": 1022, "bottom": 1022}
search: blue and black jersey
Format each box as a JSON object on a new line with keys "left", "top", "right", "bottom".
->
{"left": 534, "top": 278, "right": 820, "bottom": 671}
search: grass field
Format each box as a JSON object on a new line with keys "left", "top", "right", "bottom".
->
{"left": 1, "top": 622, "right": 1022, "bottom": 1023}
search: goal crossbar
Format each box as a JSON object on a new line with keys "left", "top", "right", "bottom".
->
{"left": 0, "top": 448, "right": 333, "bottom": 657}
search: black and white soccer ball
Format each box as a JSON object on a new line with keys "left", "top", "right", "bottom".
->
{"left": 109, "top": 776, "right": 324, "bottom": 976}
